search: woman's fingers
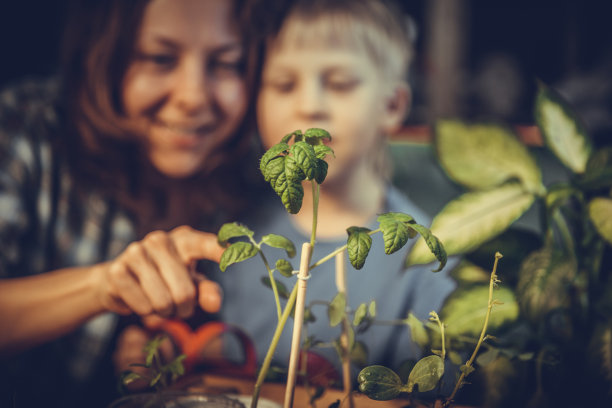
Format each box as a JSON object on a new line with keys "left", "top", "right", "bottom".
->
{"left": 195, "top": 273, "right": 223, "bottom": 313}
{"left": 170, "top": 226, "right": 225, "bottom": 264}
{"left": 105, "top": 226, "right": 225, "bottom": 318}
{"left": 141, "top": 231, "right": 195, "bottom": 319}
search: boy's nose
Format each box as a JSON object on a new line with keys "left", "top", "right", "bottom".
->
{"left": 296, "top": 81, "right": 327, "bottom": 120}
{"left": 174, "top": 60, "right": 211, "bottom": 114}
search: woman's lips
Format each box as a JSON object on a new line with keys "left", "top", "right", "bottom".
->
{"left": 155, "top": 120, "right": 216, "bottom": 148}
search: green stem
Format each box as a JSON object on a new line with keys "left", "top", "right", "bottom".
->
{"left": 251, "top": 282, "right": 299, "bottom": 408}
{"left": 259, "top": 251, "right": 282, "bottom": 322}
{"left": 310, "top": 181, "right": 319, "bottom": 247}
{"left": 446, "top": 252, "right": 503, "bottom": 406}
{"left": 551, "top": 209, "right": 575, "bottom": 258}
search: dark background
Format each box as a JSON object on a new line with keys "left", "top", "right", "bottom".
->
{"left": 1, "top": 1, "right": 610, "bottom": 134}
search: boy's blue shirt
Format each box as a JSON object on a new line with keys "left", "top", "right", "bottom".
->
{"left": 215, "top": 185, "right": 458, "bottom": 373}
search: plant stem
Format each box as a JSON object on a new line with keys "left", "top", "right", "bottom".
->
{"left": 251, "top": 282, "right": 299, "bottom": 408}
{"left": 445, "top": 252, "right": 503, "bottom": 406}
{"left": 335, "top": 251, "right": 355, "bottom": 408}
{"left": 259, "top": 251, "right": 282, "bottom": 321}
{"left": 310, "top": 182, "right": 319, "bottom": 247}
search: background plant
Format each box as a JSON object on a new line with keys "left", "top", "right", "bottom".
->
{"left": 405, "top": 82, "right": 612, "bottom": 407}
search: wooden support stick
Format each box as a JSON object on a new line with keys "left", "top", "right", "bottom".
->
{"left": 335, "top": 251, "right": 354, "bottom": 408}
{"left": 283, "top": 243, "right": 313, "bottom": 408}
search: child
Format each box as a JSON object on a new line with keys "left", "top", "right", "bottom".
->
{"left": 218, "top": 0, "right": 457, "bottom": 381}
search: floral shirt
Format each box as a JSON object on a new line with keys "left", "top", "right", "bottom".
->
{"left": 0, "top": 79, "right": 136, "bottom": 407}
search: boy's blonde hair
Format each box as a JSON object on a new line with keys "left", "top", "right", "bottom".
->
{"left": 269, "top": 0, "right": 416, "bottom": 85}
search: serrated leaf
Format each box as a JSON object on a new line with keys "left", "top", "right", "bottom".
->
{"left": 290, "top": 141, "right": 317, "bottom": 180}
{"left": 440, "top": 285, "right": 519, "bottom": 338}
{"left": 435, "top": 120, "right": 543, "bottom": 193}
{"left": 305, "top": 127, "right": 332, "bottom": 144}
{"left": 284, "top": 154, "right": 306, "bottom": 182}
{"left": 346, "top": 226, "right": 373, "bottom": 269}
{"left": 314, "top": 144, "right": 334, "bottom": 159}
{"left": 220, "top": 242, "right": 258, "bottom": 272}
{"left": 281, "top": 130, "right": 302, "bottom": 144}
{"left": 408, "top": 223, "right": 446, "bottom": 271}
{"left": 260, "top": 142, "right": 290, "bottom": 173}
{"left": 406, "top": 313, "right": 429, "bottom": 348}
{"left": 328, "top": 292, "right": 347, "bottom": 327}
{"left": 406, "top": 183, "right": 535, "bottom": 266}
{"left": 217, "top": 222, "right": 254, "bottom": 245}
{"left": 377, "top": 212, "right": 416, "bottom": 255}
{"left": 358, "top": 365, "right": 403, "bottom": 401}
{"left": 535, "top": 82, "right": 592, "bottom": 174}
{"left": 354, "top": 303, "right": 368, "bottom": 326}
{"left": 275, "top": 172, "right": 304, "bottom": 214}
{"left": 589, "top": 197, "right": 612, "bottom": 245}
{"left": 406, "top": 355, "right": 445, "bottom": 393}
{"left": 261, "top": 234, "right": 296, "bottom": 258}
{"left": 275, "top": 258, "right": 294, "bottom": 277}
{"left": 516, "top": 248, "right": 576, "bottom": 323}
{"left": 261, "top": 277, "right": 290, "bottom": 299}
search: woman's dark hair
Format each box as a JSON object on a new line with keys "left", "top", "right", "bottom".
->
{"left": 59, "top": 0, "right": 261, "bottom": 234}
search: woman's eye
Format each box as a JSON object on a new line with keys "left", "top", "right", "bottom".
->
{"left": 138, "top": 53, "right": 177, "bottom": 70}
{"left": 210, "top": 59, "right": 244, "bottom": 76}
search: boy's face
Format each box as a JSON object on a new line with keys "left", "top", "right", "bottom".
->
{"left": 257, "top": 38, "right": 405, "bottom": 184}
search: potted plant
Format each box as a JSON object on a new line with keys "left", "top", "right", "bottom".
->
{"left": 400, "top": 81, "right": 612, "bottom": 407}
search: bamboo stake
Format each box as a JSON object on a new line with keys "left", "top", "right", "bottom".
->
{"left": 283, "top": 243, "right": 313, "bottom": 408}
{"left": 335, "top": 251, "right": 354, "bottom": 408}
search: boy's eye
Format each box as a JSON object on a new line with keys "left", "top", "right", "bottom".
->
{"left": 326, "top": 78, "right": 360, "bottom": 92}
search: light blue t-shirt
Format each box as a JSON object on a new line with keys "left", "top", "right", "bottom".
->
{"left": 215, "top": 186, "right": 457, "bottom": 375}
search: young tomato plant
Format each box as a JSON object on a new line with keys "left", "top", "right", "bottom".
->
{"left": 119, "top": 334, "right": 186, "bottom": 392}
{"left": 217, "top": 128, "right": 446, "bottom": 408}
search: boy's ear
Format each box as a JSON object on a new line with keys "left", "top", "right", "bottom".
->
{"left": 381, "top": 82, "right": 411, "bottom": 135}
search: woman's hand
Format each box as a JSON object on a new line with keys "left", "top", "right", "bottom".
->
{"left": 96, "top": 226, "right": 224, "bottom": 319}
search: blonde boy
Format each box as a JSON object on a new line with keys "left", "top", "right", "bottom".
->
{"left": 219, "top": 0, "right": 456, "bottom": 382}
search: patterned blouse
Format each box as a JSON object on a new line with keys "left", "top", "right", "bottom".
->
{"left": 0, "top": 79, "right": 137, "bottom": 407}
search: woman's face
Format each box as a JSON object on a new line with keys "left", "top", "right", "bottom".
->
{"left": 122, "top": 0, "right": 247, "bottom": 178}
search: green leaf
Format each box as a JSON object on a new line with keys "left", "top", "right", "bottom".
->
{"left": 346, "top": 227, "right": 373, "bottom": 269}
{"left": 328, "top": 292, "right": 347, "bottom": 327}
{"left": 260, "top": 142, "right": 290, "bottom": 175}
{"left": 579, "top": 147, "right": 612, "bottom": 190}
{"left": 304, "top": 127, "right": 332, "bottom": 144}
{"left": 450, "top": 260, "right": 490, "bottom": 285}
{"left": 350, "top": 341, "right": 369, "bottom": 367}
{"left": 534, "top": 82, "right": 592, "bottom": 174}
{"left": 353, "top": 303, "right": 368, "bottom": 326}
{"left": 406, "top": 182, "right": 535, "bottom": 266}
{"left": 406, "top": 355, "right": 445, "bottom": 393}
{"left": 313, "top": 144, "right": 334, "bottom": 159}
{"left": 220, "top": 242, "right": 258, "bottom": 272}
{"left": 405, "top": 313, "right": 429, "bottom": 348}
{"left": 313, "top": 158, "right": 328, "bottom": 184}
{"left": 290, "top": 141, "right": 318, "bottom": 180}
{"left": 261, "top": 277, "right": 290, "bottom": 299}
{"left": 275, "top": 259, "right": 294, "bottom": 277}
{"left": 589, "top": 197, "right": 612, "bottom": 245}
{"left": 369, "top": 301, "right": 377, "bottom": 318}
{"left": 516, "top": 248, "right": 577, "bottom": 323}
{"left": 284, "top": 154, "right": 306, "bottom": 182}
{"left": 435, "top": 120, "right": 543, "bottom": 193}
{"left": 261, "top": 234, "right": 297, "bottom": 258}
{"left": 281, "top": 130, "right": 303, "bottom": 144}
{"left": 275, "top": 172, "right": 304, "bottom": 214}
{"left": 440, "top": 285, "right": 519, "bottom": 338}
{"left": 217, "top": 222, "right": 254, "bottom": 245}
{"left": 408, "top": 223, "right": 447, "bottom": 272}
{"left": 121, "top": 371, "right": 145, "bottom": 386}
{"left": 358, "top": 365, "right": 403, "bottom": 401}
{"left": 376, "top": 212, "right": 416, "bottom": 255}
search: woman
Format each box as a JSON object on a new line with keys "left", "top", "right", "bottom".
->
{"left": 0, "top": 0, "right": 260, "bottom": 406}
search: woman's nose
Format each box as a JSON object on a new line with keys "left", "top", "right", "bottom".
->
{"left": 174, "top": 59, "right": 210, "bottom": 114}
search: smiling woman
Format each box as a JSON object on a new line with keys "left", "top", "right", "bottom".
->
{"left": 0, "top": 0, "right": 262, "bottom": 407}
